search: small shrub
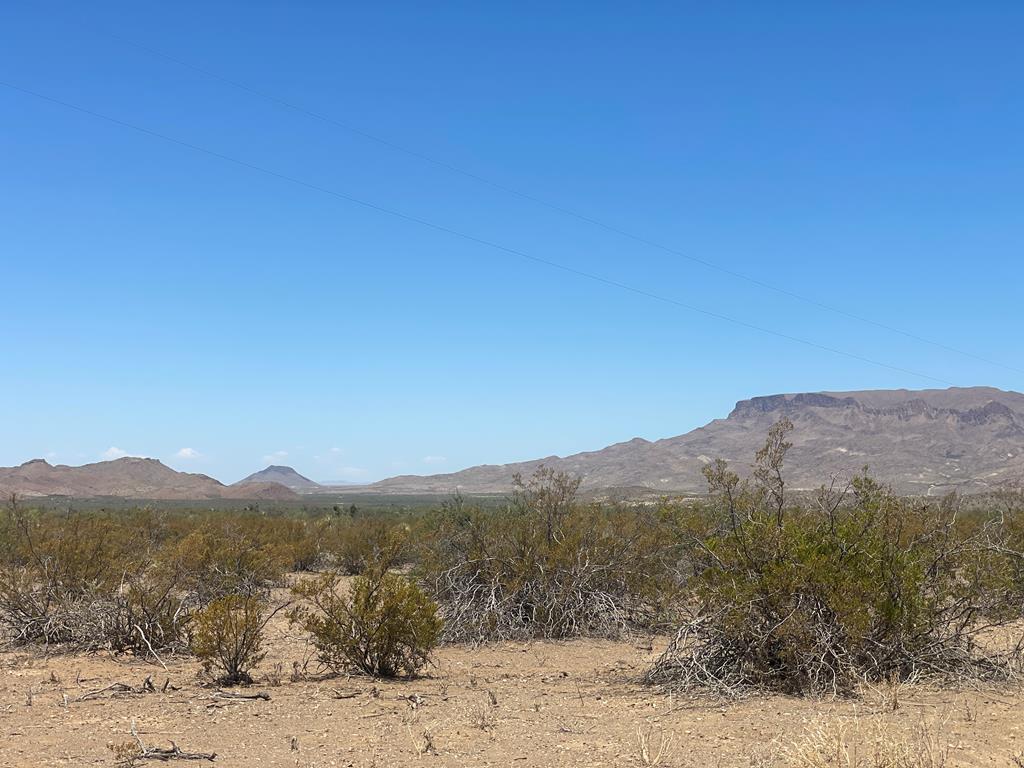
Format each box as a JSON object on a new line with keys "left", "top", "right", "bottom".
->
{"left": 191, "top": 594, "right": 270, "bottom": 685}
{"left": 292, "top": 569, "right": 442, "bottom": 677}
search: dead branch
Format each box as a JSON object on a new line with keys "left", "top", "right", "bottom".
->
{"left": 127, "top": 721, "right": 216, "bottom": 764}
{"left": 77, "top": 676, "right": 157, "bottom": 702}
{"left": 211, "top": 689, "right": 270, "bottom": 701}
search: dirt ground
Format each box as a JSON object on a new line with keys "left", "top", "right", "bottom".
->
{"left": 2, "top": 599, "right": 1023, "bottom": 768}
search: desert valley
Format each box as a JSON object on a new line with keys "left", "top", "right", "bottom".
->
{"left": 5, "top": 4, "right": 1023, "bottom": 765}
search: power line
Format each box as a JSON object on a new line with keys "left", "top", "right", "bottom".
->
{"left": 107, "top": 34, "right": 1023, "bottom": 377}
{"left": 1, "top": 79, "right": 955, "bottom": 387}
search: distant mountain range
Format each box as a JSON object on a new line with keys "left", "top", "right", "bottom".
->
{"left": 2, "top": 387, "right": 1022, "bottom": 500}
{"left": 366, "top": 387, "right": 1024, "bottom": 496}
{"left": 0, "top": 457, "right": 299, "bottom": 501}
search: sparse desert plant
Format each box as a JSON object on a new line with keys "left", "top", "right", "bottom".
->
{"left": 320, "top": 517, "right": 411, "bottom": 575}
{"left": 157, "top": 522, "right": 288, "bottom": 604}
{"left": 646, "top": 419, "right": 1024, "bottom": 696}
{"left": 419, "top": 466, "right": 681, "bottom": 642}
{"left": 191, "top": 594, "right": 275, "bottom": 685}
{"left": 108, "top": 739, "right": 143, "bottom": 767}
{"left": 262, "top": 517, "right": 322, "bottom": 572}
{"left": 636, "top": 724, "right": 675, "bottom": 766}
{"left": 292, "top": 567, "right": 442, "bottom": 677}
{"left": 782, "top": 715, "right": 950, "bottom": 768}
{"left": 0, "top": 503, "right": 191, "bottom": 650}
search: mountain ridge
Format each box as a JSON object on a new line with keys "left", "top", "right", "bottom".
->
{"left": 365, "top": 386, "right": 1024, "bottom": 496}
{"left": 2, "top": 387, "right": 1022, "bottom": 499}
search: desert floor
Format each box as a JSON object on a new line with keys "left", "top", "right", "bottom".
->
{"left": 2, "top": 598, "right": 1022, "bottom": 768}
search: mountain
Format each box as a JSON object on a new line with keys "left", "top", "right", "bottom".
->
{"left": 238, "top": 465, "right": 322, "bottom": 492}
{"left": 7, "top": 387, "right": 1023, "bottom": 500}
{"left": 222, "top": 481, "right": 303, "bottom": 500}
{"left": 367, "top": 387, "right": 1024, "bottom": 496}
{"left": 0, "top": 457, "right": 298, "bottom": 500}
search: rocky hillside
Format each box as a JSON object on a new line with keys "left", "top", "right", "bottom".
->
{"left": 368, "top": 387, "right": 1024, "bottom": 496}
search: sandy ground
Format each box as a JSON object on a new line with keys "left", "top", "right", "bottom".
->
{"left": 2, "top": 598, "right": 1023, "bottom": 767}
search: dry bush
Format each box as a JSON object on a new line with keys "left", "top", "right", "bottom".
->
{"left": 0, "top": 502, "right": 313, "bottom": 654}
{"left": 292, "top": 567, "right": 442, "bottom": 677}
{"left": 420, "top": 468, "right": 681, "bottom": 642}
{"left": 993, "top": 486, "right": 1024, "bottom": 601}
{"left": 191, "top": 594, "right": 274, "bottom": 685}
{"left": 646, "top": 419, "right": 1024, "bottom": 696}
{"left": 0, "top": 504, "right": 180, "bottom": 649}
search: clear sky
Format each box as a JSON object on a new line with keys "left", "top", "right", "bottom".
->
{"left": 2, "top": 2, "right": 1022, "bottom": 483}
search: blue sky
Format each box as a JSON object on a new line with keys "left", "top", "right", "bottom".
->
{"left": 2, "top": 2, "right": 1022, "bottom": 483}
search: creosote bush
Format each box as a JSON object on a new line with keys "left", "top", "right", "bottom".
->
{"left": 0, "top": 503, "right": 190, "bottom": 652}
{"left": 0, "top": 502, "right": 311, "bottom": 654}
{"left": 292, "top": 567, "right": 442, "bottom": 677}
{"left": 645, "top": 419, "right": 1024, "bottom": 696}
{"left": 419, "top": 469, "right": 682, "bottom": 642}
{"left": 191, "top": 594, "right": 272, "bottom": 685}
{"left": 319, "top": 517, "right": 411, "bottom": 575}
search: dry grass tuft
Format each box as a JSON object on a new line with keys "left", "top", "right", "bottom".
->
{"left": 636, "top": 724, "right": 675, "bottom": 766}
{"left": 780, "top": 715, "right": 952, "bottom": 768}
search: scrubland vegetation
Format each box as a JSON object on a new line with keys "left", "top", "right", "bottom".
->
{"left": 3, "top": 422, "right": 1024, "bottom": 765}
{"left": 2, "top": 418, "right": 1024, "bottom": 700}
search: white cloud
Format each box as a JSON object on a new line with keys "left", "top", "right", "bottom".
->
{"left": 101, "top": 446, "right": 129, "bottom": 460}
{"left": 262, "top": 450, "right": 289, "bottom": 464}
{"left": 175, "top": 447, "right": 202, "bottom": 460}
{"left": 422, "top": 455, "right": 447, "bottom": 465}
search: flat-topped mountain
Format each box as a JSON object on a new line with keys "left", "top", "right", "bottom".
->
{"left": 6, "top": 387, "right": 1023, "bottom": 500}
{"left": 239, "top": 465, "right": 322, "bottom": 492}
{"left": 367, "top": 387, "right": 1024, "bottom": 496}
{"left": 0, "top": 457, "right": 298, "bottom": 500}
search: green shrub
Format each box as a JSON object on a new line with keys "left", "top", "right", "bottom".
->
{"left": 292, "top": 569, "right": 442, "bottom": 677}
{"left": 0, "top": 504, "right": 153, "bottom": 647}
{"left": 646, "top": 419, "right": 1023, "bottom": 695}
{"left": 157, "top": 522, "right": 287, "bottom": 604}
{"left": 320, "top": 518, "right": 410, "bottom": 575}
{"left": 191, "top": 594, "right": 269, "bottom": 685}
{"left": 270, "top": 517, "right": 322, "bottom": 571}
{"left": 418, "top": 467, "right": 681, "bottom": 642}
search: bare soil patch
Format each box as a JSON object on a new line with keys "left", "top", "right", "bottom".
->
{"left": 2, "top": 599, "right": 1022, "bottom": 767}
